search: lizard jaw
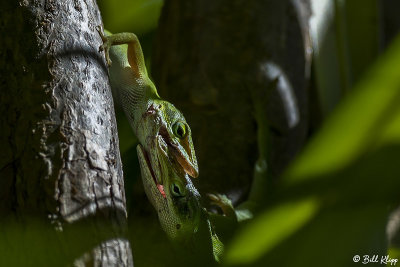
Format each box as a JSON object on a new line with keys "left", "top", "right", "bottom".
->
{"left": 169, "top": 143, "right": 199, "bottom": 178}
{"left": 158, "top": 125, "right": 199, "bottom": 178}
{"left": 138, "top": 144, "right": 166, "bottom": 198}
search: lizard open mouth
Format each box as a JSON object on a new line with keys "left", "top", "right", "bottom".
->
{"left": 140, "top": 145, "right": 166, "bottom": 198}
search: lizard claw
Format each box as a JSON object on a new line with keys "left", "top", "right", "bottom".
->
{"left": 96, "top": 25, "right": 112, "bottom": 66}
{"left": 96, "top": 25, "right": 107, "bottom": 42}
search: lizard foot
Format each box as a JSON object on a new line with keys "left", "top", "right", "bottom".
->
{"left": 96, "top": 25, "right": 112, "bottom": 66}
{"left": 208, "top": 193, "right": 236, "bottom": 219}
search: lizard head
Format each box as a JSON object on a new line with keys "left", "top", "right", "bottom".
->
{"left": 137, "top": 142, "right": 201, "bottom": 242}
{"left": 135, "top": 98, "right": 199, "bottom": 179}
{"left": 158, "top": 100, "right": 198, "bottom": 178}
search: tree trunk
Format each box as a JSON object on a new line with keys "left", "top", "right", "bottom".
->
{"left": 0, "top": 0, "right": 133, "bottom": 266}
{"left": 152, "top": 0, "right": 311, "bottom": 204}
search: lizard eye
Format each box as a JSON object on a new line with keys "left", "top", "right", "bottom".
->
{"left": 171, "top": 182, "right": 185, "bottom": 197}
{"left": 172, "top": 122, "right": 187, "bottom": 139}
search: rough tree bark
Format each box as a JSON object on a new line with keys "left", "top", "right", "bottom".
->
{"left": 152, "top": 0, "right": 311, "bottom": 204}
{"left": 0, "top": 0, "right": 133, "bottom": 266}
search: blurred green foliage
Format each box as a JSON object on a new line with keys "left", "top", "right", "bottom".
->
{"left": 98, "top": 0, "right": 163, "bottom": 34}
{"left": 288, "top": 33, "right": 400, "bottom": 182}
{"left": 226, "top": 198, "right": 319, "bottom": 265}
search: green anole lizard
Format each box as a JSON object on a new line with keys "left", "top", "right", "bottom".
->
{"left": 96, "top": 27, "right": 223, "bottom": 261}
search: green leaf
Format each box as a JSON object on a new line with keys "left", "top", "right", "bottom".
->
{"left": 286, "top": 34, "right": 400, "bottom": 183}
{"left": 224, "top": 198, "right": 319, "bottom": 265}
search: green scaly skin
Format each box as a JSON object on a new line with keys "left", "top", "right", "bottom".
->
{"left": 96, "top": 27, "right": 223, "bottom": 261}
